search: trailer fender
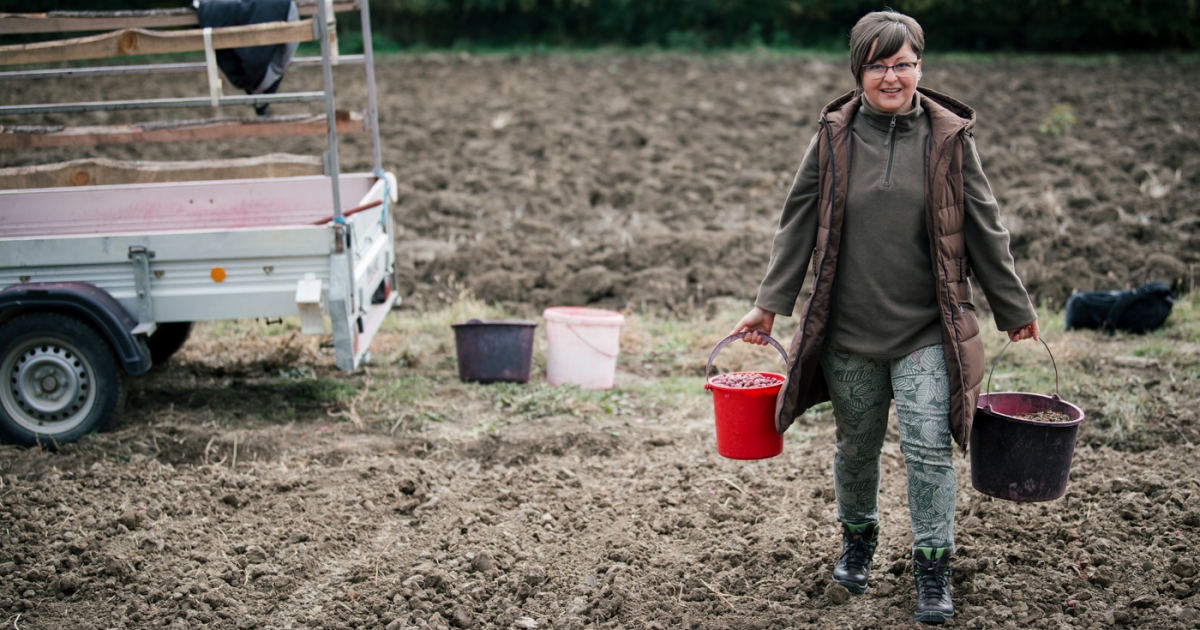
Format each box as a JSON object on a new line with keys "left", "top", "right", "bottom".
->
{"left": 0, "top": 282, "right": 152, "bottom": 376}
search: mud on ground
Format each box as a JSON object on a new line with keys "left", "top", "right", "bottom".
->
{"left": 0, "top": 315, "right": 1198, "bottom": 630}
{"left": 2, "top": 54, "right": 1200, "bottom": 629}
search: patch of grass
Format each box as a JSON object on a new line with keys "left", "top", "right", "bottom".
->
{"left": 1129, "top": 341, "right": 1176, "bottom": 359}
{"left": 787, "top": 426, "right": 822, "bottom": 443}
{"left": 370, "top": 373, "right": 438, "bottom": 409}
{"left": 477, "top": 381, "right": 661, "bottom": 422}
{"left": 135, "top": 377, "right": 352, "bottom": 424}
{"left": 346, "top": 371, "right": 460, "bottom": 433}
{"left": 198, "top": 318, "right": 301, "bottom": 338}
{"left": 375, "top": 284, "right": 509, "bottom": 370}
{"left": 489, "top": 381, "right": 590, "bottom": 419}
{"left": 620, "top": 376, "right": 707, "bottom": 408}
{"left": 619, "top": 297, "right": 798, "bottom": 379}
{"left": 789, "top": 400, "right": 833, "bottom": 430}
{"left": 457, "top": 382, "right": 641, "bottom": 436}
{"left": 1090, "top": 382, "right": 1155, "bottom": 447}
{"left": 164, "top": 291, "right": 1198, "bottom": 449}
{"left": 980, "top": 326, "right": 1070, "bottom": 398}
{"left": 1039, "top": 104, "right": 1077, "bottom": 136}
{"left": 1009, "top": 300, "right": 1200, "bottom": 449}
{"left": 1058, "top": 290, "right": 1200, "bottom": 364}
{"left": 1155, "top": 290, "right": 1200, "bottom": 343}
{"left": 467, "top": 416, "right": 506, "bottom": 436}
{"left": 287, "top": 377, "right": 357, "bottom": 404}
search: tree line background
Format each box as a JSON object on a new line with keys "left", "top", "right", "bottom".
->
{"left": 3, "top": 0, "right": 1198, "bottom": 51}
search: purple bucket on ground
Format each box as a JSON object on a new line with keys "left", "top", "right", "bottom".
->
{"left": 451, "top": 319, "right": 538, "bottom": 384}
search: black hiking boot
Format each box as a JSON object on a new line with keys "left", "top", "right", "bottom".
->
{"left": 912, "top": 547, "right": 954, "bottom": 624}
{"left": 832, "top": 522, "right": 878, "bottom": 594}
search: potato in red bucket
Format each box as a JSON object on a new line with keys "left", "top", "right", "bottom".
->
{"left": 704, "top": 332, "right": 789, "bottom": 460}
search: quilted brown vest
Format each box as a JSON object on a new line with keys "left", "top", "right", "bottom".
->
{"left": 773, "top": 87, "right": 986, "bottom": 450}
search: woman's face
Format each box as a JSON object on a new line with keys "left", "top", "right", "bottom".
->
{"left": 860, "top": 40, "right": 921, "bottom": 115}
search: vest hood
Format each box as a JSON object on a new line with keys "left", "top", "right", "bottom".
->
{"left": 917, "top": 86, "right": 976, "bottom": 135}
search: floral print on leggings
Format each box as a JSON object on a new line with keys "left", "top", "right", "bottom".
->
{"left": 821, "top": 344, "right": 956, "bottom": 551}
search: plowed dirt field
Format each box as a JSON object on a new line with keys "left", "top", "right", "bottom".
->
{"left": 1, "top": 53, "right": 1199, "bottom": 630}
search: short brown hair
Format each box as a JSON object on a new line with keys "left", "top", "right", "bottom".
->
{"left": 848, "top": 11, "right": 925, "bottom": 90}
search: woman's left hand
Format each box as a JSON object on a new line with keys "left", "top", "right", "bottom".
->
{"left": 1007, "top": 320, "right": 1039, "bottom": 342}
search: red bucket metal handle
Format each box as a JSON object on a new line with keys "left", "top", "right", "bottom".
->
{"left": 705, "top": 331, "right": 789, "bottom": 388}
{"left": 984, "top": 337, "right": 1061, "bottom": 409}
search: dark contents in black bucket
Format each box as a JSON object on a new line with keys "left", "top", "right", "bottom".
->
{"left": 1012, "top": 410, "right": 1073, "bottom": 423}
{"left": 710, "top": 373, "right": 779, "bottom": 389}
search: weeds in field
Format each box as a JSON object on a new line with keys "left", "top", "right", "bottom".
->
{"left": 620, "top": 296, "right": 800, "bottom": 378}
{"left": 280, "top": 365, "right": 317, "bottom": 380}
{"left": 1154, "top": 288, "right": 1200, "bottom": 343}
{"left": 201, "top": 317, "right": 302, "bottom": 337}
{"left": 172, "top": 289, "right": 1200, "bottom": 449}
{"left": 788, "top": 427, "right": 821, "bottom": 443}
{"left": 1098, "top": 388, "right": 1140, "bottom": 439}
{"left": 459, "top": 383, "right": 667, "bottom": 436}
{"left": 491, "top": 382, "right": 588, "bottom": 419}
{"left": 1039, "top": 104, "right": 1076, "bottom": 136}
{"left": 372, "top": 292, "right": 1182, "bottom": 449}
{"left": 468, "top": 417, "right": 506, "bottom": 436}
{"left": 622, "top": 376, "right": 707, "bottom": 408}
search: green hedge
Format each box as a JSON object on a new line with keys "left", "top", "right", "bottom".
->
{"left": 4, "top": 0, "right": 1197, "bottom": 51}
{"left": 369, "top": 0, "right": 1197, "bottom": 51}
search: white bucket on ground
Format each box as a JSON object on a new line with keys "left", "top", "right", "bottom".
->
{"left": 543, "top": 306, "right": 625, "bottom": 390}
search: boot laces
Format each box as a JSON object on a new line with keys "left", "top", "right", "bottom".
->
{"left": 915, "top": 561, "right": 949, "bottom": 599}
{"left": 842, "top": 534, "right": 874, "bottom": 570}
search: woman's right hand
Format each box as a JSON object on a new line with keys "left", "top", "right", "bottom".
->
{"left": 730, "top": 306, "right": 776, "bottom": 346}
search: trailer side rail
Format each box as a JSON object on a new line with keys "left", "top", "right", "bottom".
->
{"left": 0, "top": 0, "right": 359, "bottom": 34}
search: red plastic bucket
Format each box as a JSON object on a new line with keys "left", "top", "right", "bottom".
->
{"left": 704, "top": 332, "right": 789, "bottom": 460}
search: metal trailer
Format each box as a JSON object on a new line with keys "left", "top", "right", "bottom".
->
{"left": 0, "top": 0, "right": 397, "bottom": 447}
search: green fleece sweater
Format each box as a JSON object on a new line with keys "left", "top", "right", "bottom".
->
{"left": 755, "top": 94, "right": 1036, "bottom": 360}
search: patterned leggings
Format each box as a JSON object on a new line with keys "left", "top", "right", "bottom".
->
{"left": 820, "top": 344, "right": 956, "bottom": 551}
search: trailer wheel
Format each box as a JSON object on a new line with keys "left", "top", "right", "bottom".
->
{"left": 147, "top": 321, "right": 194, "bottom": 365}
{"left": 0, "top": 313, "right": 126, "bottom": 448}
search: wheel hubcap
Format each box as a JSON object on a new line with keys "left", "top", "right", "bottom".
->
{"left": 2, "top": 338, "right": 97, "bottom": 434}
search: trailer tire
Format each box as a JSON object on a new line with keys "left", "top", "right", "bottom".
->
{"left": 0, "top": 313, "right": 126, "bottom": 448}
{"left": 147, "top": 322, "right": 194, "bottom": 366}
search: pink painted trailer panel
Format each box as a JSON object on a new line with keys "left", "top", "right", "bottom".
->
{"left": 0, "top": 174, "right": 375, "bottom": 239}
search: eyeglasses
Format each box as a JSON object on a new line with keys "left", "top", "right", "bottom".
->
{"left": 861, "top": 61, "right": 919, "bottom": 79}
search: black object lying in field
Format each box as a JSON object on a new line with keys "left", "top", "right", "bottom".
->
{"left": 1064, "top": 281, "right": 1174, "bottom": 335}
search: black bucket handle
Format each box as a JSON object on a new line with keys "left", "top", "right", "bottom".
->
{"left": 984, "top": 337, "right": 1061, "bottom": 409}
{"left": 705, "top": 331, "right": 789, "bottom": 385}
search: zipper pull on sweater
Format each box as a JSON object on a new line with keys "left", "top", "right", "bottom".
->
{"left": 883, "top": 115, "right": 898, "bottom": 187}
{"left": 884, "top": 115, "right": 897, "bottom": 146}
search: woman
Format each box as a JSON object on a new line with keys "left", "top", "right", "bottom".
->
{"left": 730, "top": 11, "right": 1038, "bottom": 625}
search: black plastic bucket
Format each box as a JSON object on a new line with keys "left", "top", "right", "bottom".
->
{"left": 451, "top": 319, "right": 538, "bottom": 383}
{"left": 970, "top": 339, "right": 1085, "bottom": 502}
